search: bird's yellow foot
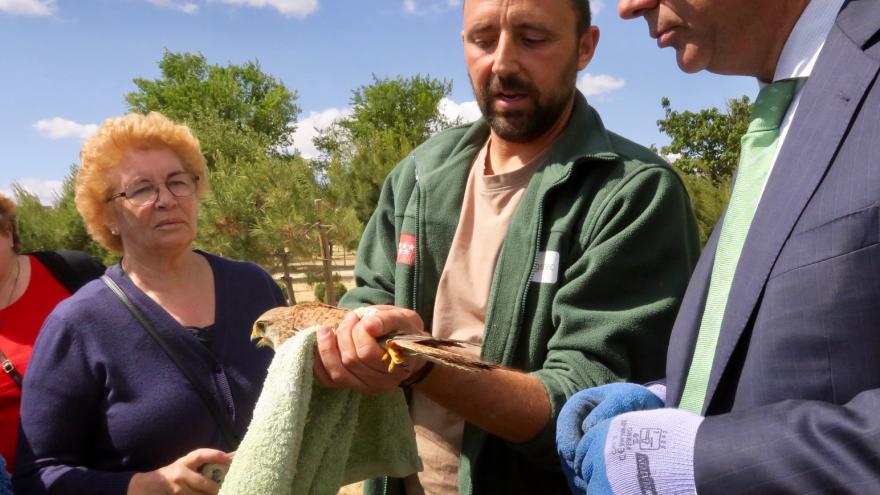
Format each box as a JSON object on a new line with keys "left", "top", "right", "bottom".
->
{"left": 381, "top": 342, "right": 407, "bottom": 372}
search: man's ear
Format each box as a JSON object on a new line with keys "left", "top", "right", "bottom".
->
{"left": 577, "top": 26, "right": 601, "bottom": 70}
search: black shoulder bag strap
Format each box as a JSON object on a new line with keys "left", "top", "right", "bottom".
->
{"left": 101, "top": 275, "right": 240, "bottom": 449}
{"left": 0, "top": 347, "right": 22, "bottom": 388}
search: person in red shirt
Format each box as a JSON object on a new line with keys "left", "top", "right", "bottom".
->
{"left": 0, "top": 194, "right": 104, "bottom": 475}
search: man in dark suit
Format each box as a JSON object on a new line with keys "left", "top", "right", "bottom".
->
{"left": 556, "top": 0, "right": 880, "bottom": 493}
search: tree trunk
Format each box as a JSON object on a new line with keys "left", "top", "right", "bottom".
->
{"left": 318, "top": 226, "right": 336, "bottom": 306}
{"left": 279, "top": 250, "right": 296, "bottom": 306}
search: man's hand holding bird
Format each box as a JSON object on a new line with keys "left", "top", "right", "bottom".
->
{"left": 252, "top": 304, "right": 496, "bottom": 395}
{"left": 314, "top": 305, "right": 428, "bottom": 394}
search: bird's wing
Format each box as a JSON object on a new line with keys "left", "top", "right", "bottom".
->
{"left": 384, "top": 334, "right": 498, "bottom": 372}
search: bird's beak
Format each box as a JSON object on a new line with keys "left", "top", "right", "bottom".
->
{"left": 251, "top": 321, "right": 271, "bottom": 348}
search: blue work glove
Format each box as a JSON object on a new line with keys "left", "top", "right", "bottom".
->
{"left": 568, "top": 408, "right": 703, "bottom": 495}
{"left": 557, "top": 383, "right": 665, "bottom": 494}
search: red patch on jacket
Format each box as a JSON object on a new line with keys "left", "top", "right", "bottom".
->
{"left": 397, "top": 233, "right": 416, "bottom": 266}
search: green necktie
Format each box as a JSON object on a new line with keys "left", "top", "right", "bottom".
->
{"left": 679, "top": 79, "right": 799, "bottom": 414}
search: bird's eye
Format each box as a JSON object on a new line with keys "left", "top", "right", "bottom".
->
{"left": 256, "top": 321, "right": 265, "bottom": 332}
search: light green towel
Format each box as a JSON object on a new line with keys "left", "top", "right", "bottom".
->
{"left": 220, "top": 326, "right": 422, "bottom": 495}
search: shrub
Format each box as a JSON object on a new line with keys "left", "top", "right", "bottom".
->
{"left": 314, "top": 282, "right": 348, "bottom": 304}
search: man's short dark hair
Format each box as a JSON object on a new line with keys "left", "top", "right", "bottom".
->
{"left": 461, "top": 0, "right": 591, "bottom": 35}
{"left": 571, "top": 0, "right": 592, "bottom": 36}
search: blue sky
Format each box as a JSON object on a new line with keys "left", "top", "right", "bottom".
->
{"left": 0, "top": 0, "right": 755, "bottom": 204}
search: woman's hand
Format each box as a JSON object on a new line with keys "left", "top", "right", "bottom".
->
{"left": 127, "top": 448, "right": 231, "bottom": 495}
{"left": 313, "top": 305, "right": 428, "bottom": 394}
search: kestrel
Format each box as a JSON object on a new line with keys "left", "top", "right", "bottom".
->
{"left": 252, "top": 303, "right": 496, "bottom": 372}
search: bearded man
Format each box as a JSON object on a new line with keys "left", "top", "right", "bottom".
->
{"left": 313, "top": 0, "right": 700, "bottom": 493}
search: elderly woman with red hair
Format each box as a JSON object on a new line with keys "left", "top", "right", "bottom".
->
{"left": 14, "top": 112, "right": 285, "bottom": 495}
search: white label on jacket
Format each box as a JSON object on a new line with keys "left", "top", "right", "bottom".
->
{"left": 530, "top": 251, "right": 559, "bottom": 284}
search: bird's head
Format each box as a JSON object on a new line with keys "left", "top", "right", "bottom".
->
{"left": 251, "top": 303, "right": 354, "bottom": 352}
{"left": 251, "top": 306, "right": 296, "bottom": 350}
{"left": 250, "top": 320, "right": 272, "bottom": 349}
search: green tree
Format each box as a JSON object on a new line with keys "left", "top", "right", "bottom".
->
{"left": 14, "top": 166, "right": 111, "bottom": 262}
{"left": 198, "top": 151, "right": 318, "bottom": 303}
{"left": 14, "top": 188, "right": 63, "bottom": 251}
{"left": 316, "top": 74, "right": 457, "bottom": 225}
{"left": 658, "top": 96, "right": 751, "bottom": 185}
{"left": 123, "top": 50, "right": 361, "bottom": 299}
{"left": 198, "top": 151, "right": 361, "bottom": 305}
{"left": 126, "top": 50, "right": 301, "bottom": 167}
{"left": 657, "top": 96, "right": 751, "bottom": 244}
{"left": 676, "top": 173, "right": 731, "bottom": 246}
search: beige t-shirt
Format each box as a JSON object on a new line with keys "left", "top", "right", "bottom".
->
{"left": 405, "top": 139, "right": 548, "bottom": 494}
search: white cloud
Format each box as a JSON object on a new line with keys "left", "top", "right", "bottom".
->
{"left": 146, "top": 0, "right": 199, "bottom": 14}
{"left": 2, "top": 179, "right": 64, "bottom": 205}
{"left": 589, "top": 0, "right": 604, "bottom": 15}
{"left": 403, "top": 0, "right": 460, "bottom": 15}
{"left": 33, "top": 117, "right": 98, "bottom": 140}
{"left": 210, "top": 0, "right": 318, "bottom": 18}
{"left": 288, "top": 100, "right": 481, "bottom": 158}
{"left": 288, "top": 107, "right": 351, "bottom": 159}
{"left": 439, "top": 98, "right": 481, "bottom": 124}
{"left": 0, "top": 0, "right": 56, "bottom": 16}
{"left": 663, "top": 152, "right": 681, "bottom": 164}
{"left": 577, "top": 73, "right": 625, "bottom": 97}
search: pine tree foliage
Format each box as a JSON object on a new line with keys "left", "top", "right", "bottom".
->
{"left": 14, "top": 166, "right": 111, "bottom": 263}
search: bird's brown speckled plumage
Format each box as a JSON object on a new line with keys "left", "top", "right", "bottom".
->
{"left": 252, "top": 304, "right": 497, "bottom": 372}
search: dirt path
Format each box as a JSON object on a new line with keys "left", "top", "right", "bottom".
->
{"left": 276, "top": 250, "right": 357, "bottom": 304}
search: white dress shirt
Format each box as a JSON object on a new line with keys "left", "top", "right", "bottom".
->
{"left": 759, "top": 0, "right": 846, "bottom": 196}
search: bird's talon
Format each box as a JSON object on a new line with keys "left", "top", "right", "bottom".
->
{"left": 382, "top": 343, "right": 407, "bottom": 373}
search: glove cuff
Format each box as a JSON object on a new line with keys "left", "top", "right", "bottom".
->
{"left": 645, "top": 383, "right": 667, "bottom": 406}
{"left": 604, "top": 408, "right": 702, "bottom": 495}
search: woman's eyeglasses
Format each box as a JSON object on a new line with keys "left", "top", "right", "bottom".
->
{"left": 107, "top": 173, "right": 199, "bottom": 207}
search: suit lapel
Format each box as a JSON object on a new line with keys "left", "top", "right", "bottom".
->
{"left": 703, "top": 13, "right": 880, "bottom": 411}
